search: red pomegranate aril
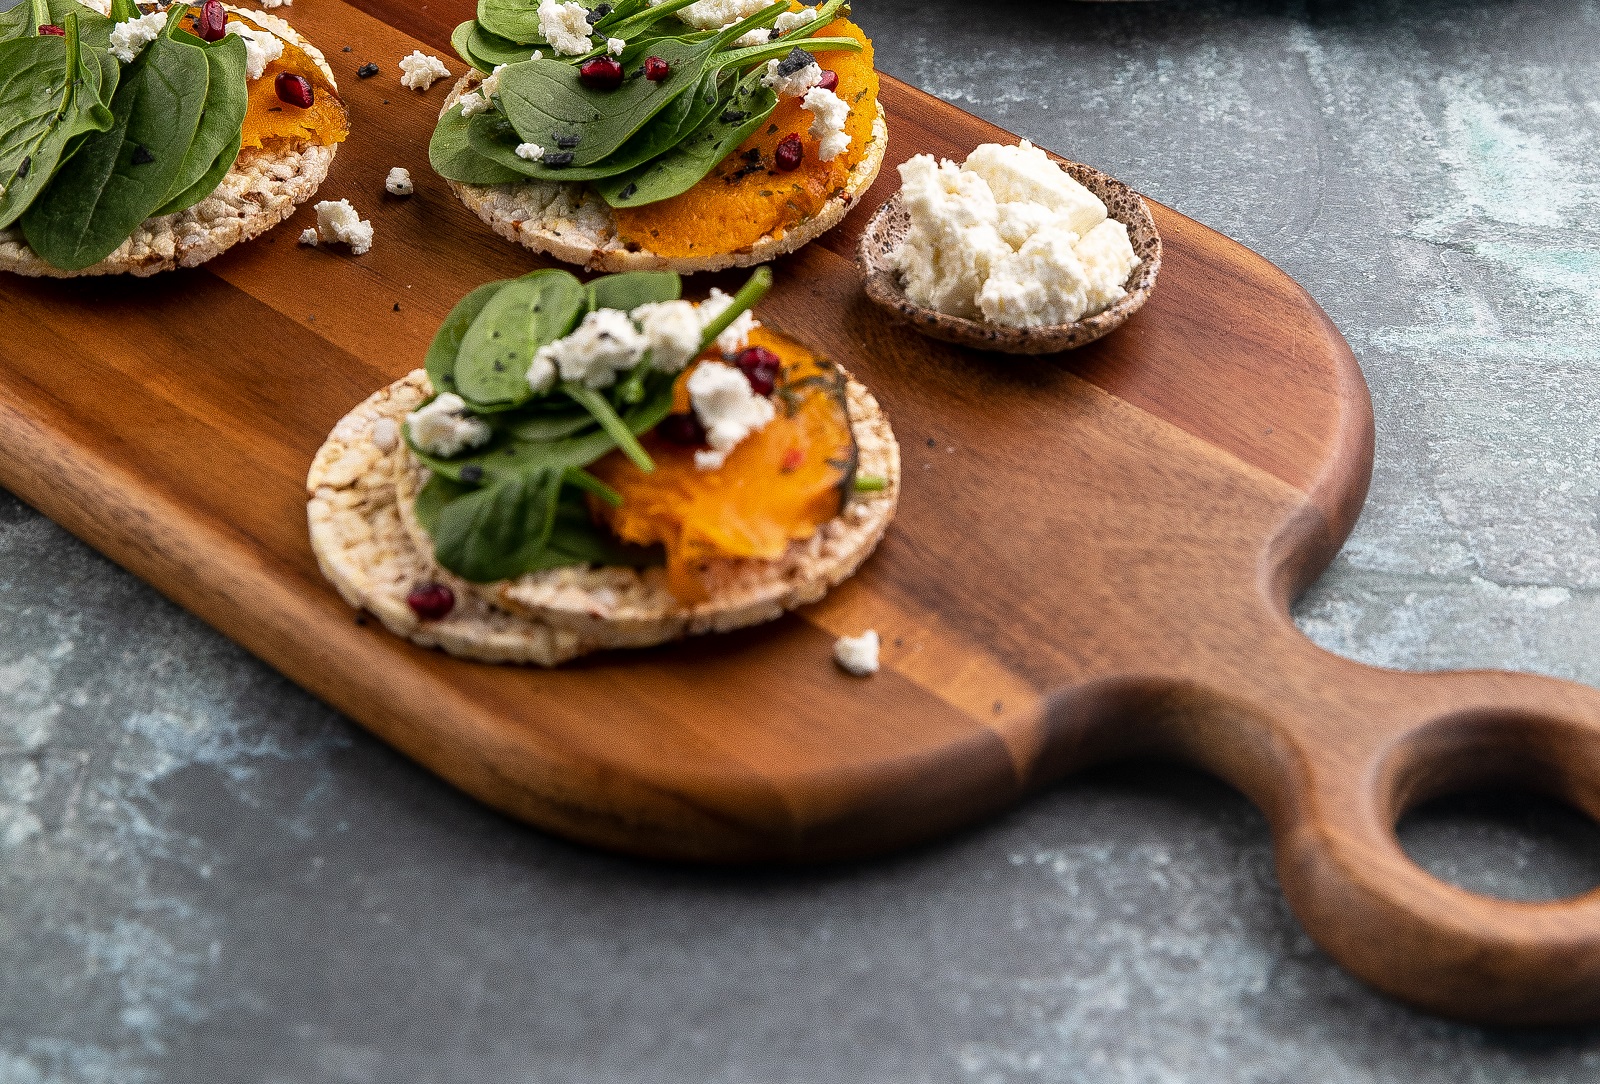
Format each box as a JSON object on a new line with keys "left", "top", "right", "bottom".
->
{"left": 643, "top": 55, "right": 670, "bottom": 82}
{"left": 195, "top": 0, "right": 225, "bottom": 42}
{"left": 733, "top": 346, "right": 781, "bottom": 397}
{"left": 406, "top": 583, "right": 455, "bottom": 621}
{"left": 781, "top": 447, "right": 804, "bottom": 472}
{"left": 657, "top": 413, "right": 707, "bottom": 447}
{"left": 38, "top": 22, "right": 64, "bottom": 34}
{"left": 774, "top": 133, "right": 803, "bottom": 172}
{"left": 579, "top": 56, "right": 625, "bottom": 90}
{"left": 817, "top": 69, "right": 838, "bottom": 92}
{"left": 275, "top": 72, "right": 315, "bottom": 109}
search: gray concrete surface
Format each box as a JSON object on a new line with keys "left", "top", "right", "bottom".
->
{"left": 5, "top": 0, "right": 1600, "bottom": 1079}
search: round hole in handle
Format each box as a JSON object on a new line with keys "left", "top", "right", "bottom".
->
{"left": 1398, "top": 788, "right": 1600, "bottom": 903}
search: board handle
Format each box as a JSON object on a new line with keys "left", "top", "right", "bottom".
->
{"left": 1267, "top": 655, "right": 1600, "bottom": 1025}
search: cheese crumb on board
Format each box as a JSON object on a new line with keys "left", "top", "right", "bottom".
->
{"left": 385, "top": 167, "right": 414, "bottom": 196}
{"left": 398, "top": 51, "right": 451, "bottom": 91}
{"left": 834, "top": 630, "right": 880, "bottom": 676}
{"left": 891, "top": 141, "right": 1141, "bottom": 328}
{"left": 313, "top": 199, "right": 374, "bottom": 255}
{"left": 298, "top": 228, "right": 318, "bottom": 246}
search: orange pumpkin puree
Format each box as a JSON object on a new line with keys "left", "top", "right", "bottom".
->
{"left": 180, "top": 8, "right": 348, "bottom": 152}
{"left": 590, "top": 327, "right": 857, "bottom": 602}
{"left": 610, "top": 13, "right": 878, "bottom": 259}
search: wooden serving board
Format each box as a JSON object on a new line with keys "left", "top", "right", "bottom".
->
{"left": 5, "top": 0, "right": 1600, "bottom": 1028}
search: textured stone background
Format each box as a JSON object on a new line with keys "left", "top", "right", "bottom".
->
{"left": 5, "top": 0, "right": 1600, "bottom": 1080}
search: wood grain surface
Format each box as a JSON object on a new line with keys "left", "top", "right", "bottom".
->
{"left": 3, "top": 0, "right": 1600, "bottom": 1027}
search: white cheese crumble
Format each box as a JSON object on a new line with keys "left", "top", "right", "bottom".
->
{"left": 734, "top": 28, "right": 770, "bottom": 47}
{"left": 891, "top": 142, "right": 1140, "bottom": 328}
{"left": 298, "top": 228, "right": 318, "bottom": 246}
{"left": 407, "top": 394, "right": 493, "bottom": 458}
{"left": 398, "top": 51, "right": 451, "bottom": 91}
{"left": 696, "top": 287, "right": 760, "bottom": 354}
{"left": 225, "top": 21, "right": 284, "bottom": 81}
{"left": 458, "top": 90, "right": 493, "bottom": 118}
{"left": 385, "top": 167, "right": 414, "bottom": 196}
{"left": 514, "top": 142, "right": 545, "bottom": 161}
{"left": 633, "top": 300, "right": 704, "bottom": 373}
{"left": 313, "top": 199, "right": 374, "bottom": 255}
{"left": 538, "top": 0, "right": 594, "bottom": 55}
{"left": 607, "top": 36, "right": 626, "bottom": 56}
{"left": 762, "top": 55, "right": 822, "bottom": 97}
{"left": 75, "top": 0, "right": 112, "bottom": 16}
{"left": 652, "top": 0, "right": 773, "bottom": 29}
{"left": 532, "top": 309, "right": 648, "bottom": 392}
{"left": 801, "top": 85, "right": 851, "bottom": 162}
{"left": 107, "top": 9, "right": 167, "bottom": 64}
{"left": 833, "top": 630, "right": 880, "bottom": 676}
{"left": 687, "top": 360, "right": 776, "bottom": 471}
{"left": 260, "top": 0, "right": 291, "bottom": 9}
{"left": 774, "top": 6, "right": 819, "bottom": 33}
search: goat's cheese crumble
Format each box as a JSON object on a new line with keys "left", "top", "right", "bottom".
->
{"left": 407, "top": 393, "right": 493, "bottom": 458}
{"left": 298, "top": 228, "right": 318, "bottom": 246}
{"left": 633, "top": 300, "right": 704, "bottom": 373}
{"left": 532, "top": 309, "right": 648, "bottom": 392}
{"left": 763, "top": 51, "right": 823, "bottom": 97}
{"left": 891, "top": 142, "right": 1140, "bottom": 327}
{"left": 313, "top": 199, "right": 374, "bottom": 255}
{"left": 833, "top": 630, "right": 880, "bottom": 676}
{"left": 107, "top": 9, "right": 168, "bottom": 64}
{"left": 398, "top": 51, "right": 451, "bottom": 91}
{"left": 385, "top": 167, "right": 414, "bottom": 196}
{"left": 607, "top": 36, "right": 626, "bottom": 56}
{"left": 539, "top": 0, "right": 594, "bottom": 55}
{"left": 653, "top": 0, "right": 773, "bottom": 29}
{"left": 696, "top": 288, "right": 760, "bottom": 354}
{"left": 774, "top": 6, "right": 819, "bottom": 32}
{"left": 801, "top": 85, "right": 851, "bottom": 162}
{"left": 688, "top": 360, "right": 776, "bottom": 471}
{"left": 515, "top": 142, "right": 546, "bottom": 161}
{"left": 225, "top": 21, "right": 284, "bottom": 80}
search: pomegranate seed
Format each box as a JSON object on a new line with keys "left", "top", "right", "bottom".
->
{"left": 275, "top": 72, "right": 315, "bottom": 109}
{"left": 643, "top": 55, "right": 670, "bottom": 81}
{"left": 817, "top": 69, "right": 838, "bottom": 92}
{"left": 195, "top": 0, "right": 225, "bottom": 42}
{"left": 38, "top": 22, "right": 64, "bottom": 34}
{"left": 406, "top": 583, "right": 455, "bottom": 621}
{"left": 657, "top": 413, "right": 707, "bottom": 446}
{"left": 579, "top": 56, "right": 625, "bottom": 91}
{"left": 781, "top": 447, "right": 803, "bottom": 472}
{"left": 733, "top": 346, "right": 781, "bottom": 396}
{"left": 774, "top": 133, "right": 803, "bottom": 172}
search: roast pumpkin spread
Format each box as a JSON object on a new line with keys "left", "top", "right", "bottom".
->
{"left": 405, "top": 268, "right": 870, "bottom": 604}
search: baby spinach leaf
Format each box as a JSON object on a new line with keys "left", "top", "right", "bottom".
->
{"left": 468, "top": 22, "right": 540, "bottom": 68}
{"left": 429, "top": 101, "right": 524, "bottom": 184}
{"left": 594, "top": 68, "right": 776, "bottom": 207}
{"left": 0, "top": 0, "right": 111, "bottom": 49}
{"left": 476, "top": 0, "right": 558, "bottom": 47}
{"left": 22, "top": 11, "right": 209, "bottom": 271}
{"left": 497, "top": 35, "right": 715, "bottom": 167}
{"left": 0, "top": 18, "right": 113, "bottom": 229}
{"left": 505, "top": 407, "right": 598, "bottom": 442}
{"left": 153, "top": 29, "right": 246, "bottom": 216}
{"left": 432, "top": 467, "right": 565, "bottom": 583}
{"left": 455, "top": 269, "right": 587, "bottom": 410}
{"left": 586, "top": 269, "right": 680, "bottom": 313}
{"left": 426, "top": 279, "right": 509, "bottom": 396}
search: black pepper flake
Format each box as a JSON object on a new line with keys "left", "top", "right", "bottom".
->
{"left": 342, "top": 45, "right": 352, "bottom": 52}
{"left": 585, "top": 2, "right": 611, "bottom": 22}
{"left": 619, "top": 182, "right": 637, "bottom": 200}
{"left": 460, "top": 465, "right": 484, "bottom": 484}
{"left": 543, "top": 150, "right": 575, "bottom": 167}
{"left": 131, "top": 144, "right": 155, "bottom": 165}
{"left": 774, "top": 46, "right": 813, "bottom": 77}
{"left": 720, "top": 109, "right": 748, "bottom": 124}
{"left": 356, "top": 62, "right": 379, "bottom": 78}
{"left": 742, "top": 148, "right": 761, "bottom": 162}
{"left": 926, "top": 437, "right": 936, "bottom": 447}
{"left": 16, "top": 156, "right": 29, "bottom": 178}
{"left": 267, "top": 106, "right": 283, "bottom": 112}
{"left": 767, "top": 124, "right": 778, "bottom": 134}
{"left": 553, "top": 133, "right": 581, "bottom": 148}
{"left": 392, "top": 302, "right": 401, "bottom": 312}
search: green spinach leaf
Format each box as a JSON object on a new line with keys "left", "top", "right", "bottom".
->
{"left": 586, "top": 269, "right": 680, "bottom": 312}
{"left": 427, "top": 279, "right": 510, "bottom": 396}
{"left": 429, "top": 101, "right": 524, "bottom": 184}
{"left": 0, "top": 17, "right": 113, "bottom": 229}
{"left": 432, "top": 467, "right": 565, "bottom": 583}
{"left": 0, "top": 0, "right": 112, "bottom": 49}
{"left": 153, "top": 29, "right": 246, "bottom": 216}
{"left": 455, "top": 269, "right": 587, "bottom": 410}
{"left": 22, "top": 9, "right": 209, "bottom": 271}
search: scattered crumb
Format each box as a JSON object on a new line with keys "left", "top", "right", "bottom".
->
{"left": 834, "top": 630, "right": 880, "bottom": 677}
{"left": 312, "top": 199, "right": 373, "bottom": 255}
{"left": 356, "top": 62, "right": 379, "bottom": 78}
{"left": 372, "top": 417, "right": 399, "bottom": 452}
{"left": 392, "top": 302, "right": 401, "bottom": 312}
{"left": 342, "top": 45, "right": 351, "bottom": 52}
{"left": 298, "top": 227, "right": 317, "bottom": 246}
{"left": 258, "top": 0, "right": 290, "bottom": 7}
{"left": 385, "top": 166, "right": 414, "bottom": 196}
{"left": 398, "top": 50, "right": 451, "bottom": 91}
{"left": 926, "top": 437, "right": 936, "bottom": 447}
